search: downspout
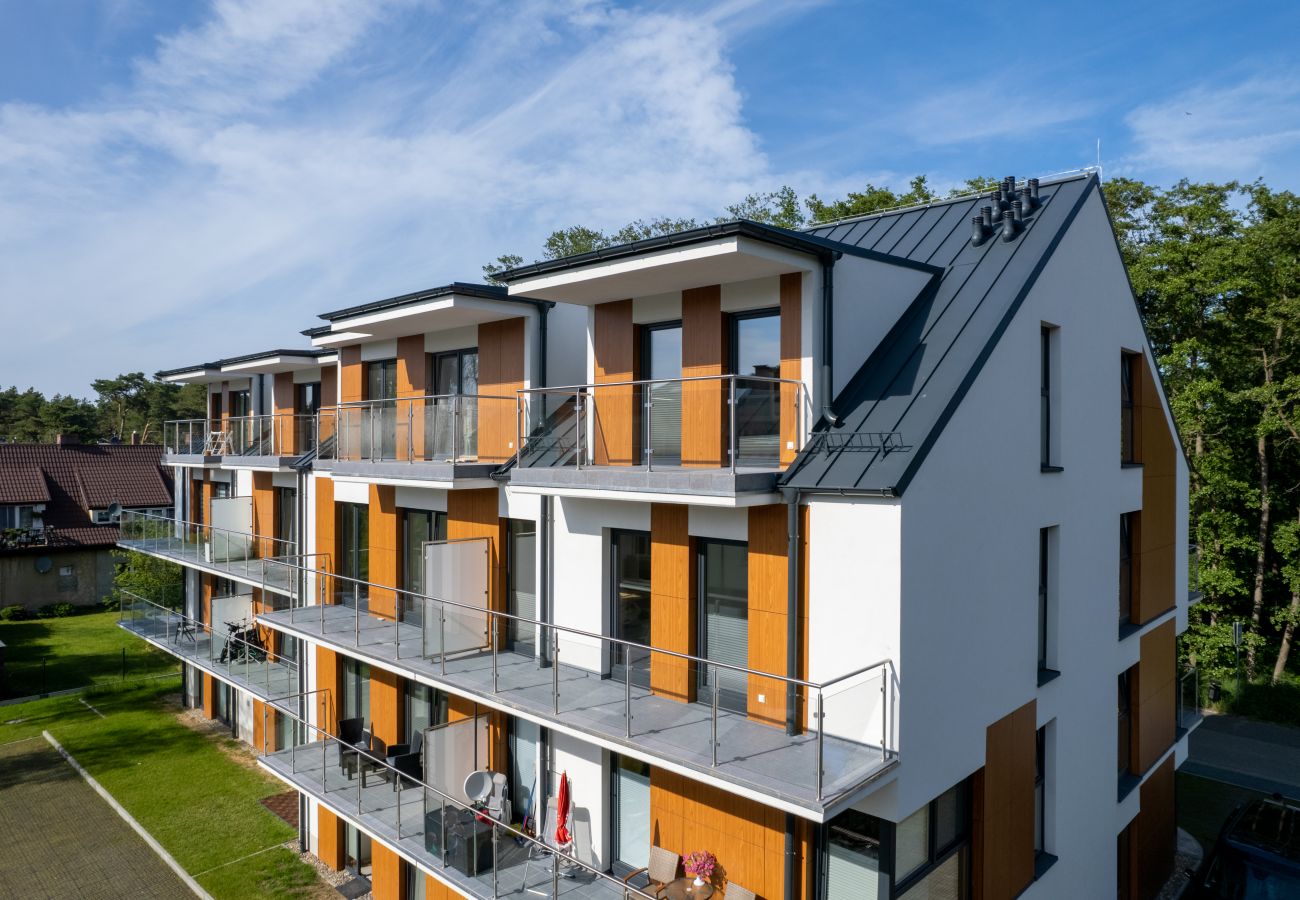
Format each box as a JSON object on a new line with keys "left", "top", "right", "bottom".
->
{"left": 820, "top": 257, "right": 842, "bottom": 427}
{"left": 784, "top": 487, "right": 801, "bottom": 736}
{"left": 537, "top": 302, "right": 552, "bottom": 668}
{"left": 784, "top": 813, "right": 798, "bottom": 900}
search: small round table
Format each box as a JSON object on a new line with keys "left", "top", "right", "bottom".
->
{"left": 662, "top": 877, "right": 714, "bottom": 900}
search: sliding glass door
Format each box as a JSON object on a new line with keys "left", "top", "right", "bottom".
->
{"left": 611, "top": 755, "right": 651, "bottom": 878}
{"left": 697, "top": 539, "right": 749, "bottom": 714}
{"left": 641, "top": 323, "right": 682, "bottom": 466}
{"left": 365, "top": 359, "right": 397, "bottom": 459}
{"left": 401, "top": 509, "right": 447, "bottom": 626}
{"left": 507, "top": 519, "right": 537, "bottom": 653}
{"left": 610, "top": 529, "right": 652, "bottom": 687}
{"left": 430, "top": 348, "right": 479, "bottom": 459}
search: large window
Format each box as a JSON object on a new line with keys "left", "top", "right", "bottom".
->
{"left": 228, "top": 389, "right": 251, "bottom": 418}
{"left": 344, "top": 821, "right": 372, "bottom": 878}
{"left": 640, "top": 322, "right": 682, "bottom": 465}
{"left": 401, "top": 508, "right": 446, "bottom": 624}
{"left": 404, "top": 680, "right": 446, "bottom": 745}
{"left": 1035, "top": 724, "right": 1050, "bottom": 859}
{"left": 339, "top": 502, "right": 369, "bottom": 586}
{"left": 1118, "top": 667, "right": 1134, "bottom": 776}
{"left": 697, "top": 539, "right": 749, "bottom": 714}
{"left": 611, "top": 755, "right": 651, "bottom": 877}
{"left": 1121, "top": 352, "right": 1138, "bottom": 464}
{"left": 0, "top": 505, "right": 34, "bottom": 529}
{"left": 823, "top": 808, "right": 884, "bottom": 899}
{"left": 508, "top": 717, "right": 540, "bottom": 824}
{"left": 429, "top": 348, "right": 478, "bottom": 459}
{"left": 1119, "top": 512, "right": 1137, "bottom": 625}
{"left": 1038, "top": 527, "right": 1057, "bottom": 676}
{"left": 275, "top": 487, "right": 296, "bottom": 548}
{"left": 342, "top": 658, "right": 370, "bottom": 726}
{"left": 1041, "top": 325, "right": 1060, "bottom": 470}
{"left": 507, "top": 519, "right": 537, "bottom": 652}
{"left": 729, "top": 309, "right": 781, "bottom": 468}
{"left": 366, "top": 359, "right": 398, "bottom": 459}
{"left": 611, "top": 529, "right": 652, "bottom": 688}
{"left": 894, "top": 782, "right": 970, "bottom": 899}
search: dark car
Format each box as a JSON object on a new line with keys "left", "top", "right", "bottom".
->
{"left": 1185, "top": 794, "right": 1300, "bottom": 899}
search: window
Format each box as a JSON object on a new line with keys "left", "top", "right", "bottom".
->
{"left": 275, "top": 487, "right": 296, "bottom": 547}
{"left": 611, "top": 530, "right": 652, "bottom": 688}
{"left": 611, "top": 755, "right": 651, "bottom": 877}
{"left": 893, "top": 781, "right": 971, "bottom": 899}
{"left": 1118, "top": 667, "right": 1134, "bottom": 776}
{"left": 507, "top": 519, "right": 537, "bottom": 652}
{"left": 429, "top": 348, "right": 479, "bottom": 459}
{"left": 365, "top": 359, "right": 398, "bottom": 459}
{"left": 1117, "top": 825, "right": 1132, "bottom": 900}
{"left": 342, "top": 658, "right": 370, "bottom": 726}
{"left": 344, "top": 822, "right": 372, "bottom": 878}
{"left": 339, "top": 502, "right": 369, "bottom": 585}
{"left": 1121, "top": 353, "right": 1138, "bottom": 464}
{"left": 1040, "top": 325, "right": 1060, "bottom": 470}
{"left": 697, "top": 539, "right": 749, "bottom": 714}
{"left": 1035, "top": 725, "right": 1049, "bottom": 858}
{"left": 729, "top": 309, "right": 782, "bottom": 468}
{"left": 823, "top": 808, "right": 884, "bottom": 899}
{"left": 228, "top": 389, "right": 251, "bottom": 418}
{"left": 404, "top": 680, "right": 446, "bottom": 745}
{"left": 59, "top": 565, "right": 75, "bottom": 577}
{"left": 1119, "top": 512, "right": 1137, "bottom": 625}
{"left": 212, "top": 481, "right": 231, "bottom": 500}
{"left": 401, "top": 508, "right": 446, "bottom": 625}
{"left": 404, "top": 859, "right": 426, "bottom": 900}
{"left": 640, "top": 322, "right": 683, "bottom": 465}
{"left": 1, "top": 505, "right": 35, "bottom": 529}
{"left": 507, "top": 717, "right": 540, "bottom": 823}
{"left": 1038, "top": 528, "right": 1051, "bottom": 675}
{"left": 296, "top": 382, "right": 321, "bottom": 416}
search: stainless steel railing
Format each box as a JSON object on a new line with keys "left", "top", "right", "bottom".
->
{"left": 163, "top": 415, "right": 318, "bottom": 456}
{"left": 317, "top": 394, "right": 517, "bottom": 464}
{"left": 516, "top": 374, "right": 810, "bottom": 472}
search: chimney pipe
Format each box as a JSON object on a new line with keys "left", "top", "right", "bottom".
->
{"left": 1029, "top": 178, "right": 1040, "bottom": 203}
{"left": 130, "top": 431, "right": 140, "bottom": 446}
{"left": 971, "top": 216, "right": 990, "bottom": 246}
{"left": 56, "top": 433, "right": 64, "bottom": 446}
{"left": 1001, "top": 206, "right": 1019, "bottom": 241}
{"left": 981, "top": 206, "right": 993, "bottom": 228}
{"left": 1013, "top": 199, "right": 1025, "bottom": 225}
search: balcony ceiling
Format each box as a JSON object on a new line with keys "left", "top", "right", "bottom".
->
{"left": 313, "top": 296, "right": 531, "bottom": 344}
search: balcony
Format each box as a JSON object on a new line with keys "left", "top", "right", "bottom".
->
{"left": 316, "top": 395, "right": 516, "bottom": 482}
{"left": 117, "top": 510, "right": 307, "bottom": 599}
{"left": 118, "top": 592, "right": 298, "bottom": 700}
{"left": 1178, "top": 666, "right": 1204, "bottom": 736}
{"left": 512, "top": 375, "right": 808, "bottom": 501}
{"left": 257, "top": 559, "right": 896, "bottom": 819}
{"left": 258, "top": 700, "right": 657, "bottom": 900}
{"left": 164, "top": 415, "right": 319, "bottom": 465}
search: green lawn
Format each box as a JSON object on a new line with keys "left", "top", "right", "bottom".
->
{"left": 0, "top": 681, "right": 330, "bottom": 899}
{"left": 1177, "top": 771, "right": 1266, "bottom": 850}
{"left": 0, "top": 608, "right": 178, "bottom": 698}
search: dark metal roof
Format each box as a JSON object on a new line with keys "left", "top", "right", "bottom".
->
{"left": 155, "top": 361, "right": 220, "bottom": 378}
{"left": 315, "top": 282, "right": 542, "bottom": 322}
{"left": 781, "top": 173, "right": 1098, "bottom": 495}
{"left": 156, "top": 347, "right": 331, "bottom": 379}
{"left": 301, "top": 324, "right": 332, "bottom": 338}
{"left": 496, "top": 220, "right": 941, "bottom": 283}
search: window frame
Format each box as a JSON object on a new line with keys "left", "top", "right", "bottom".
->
{"left": 1121, "top": 352, "right": 1138, "bottom": 465}
{"left": 609, "top": 753, "right": 653, "bottom": 879}
{"left": 1119, "top": 512, "right": 1136, "bottom": 625}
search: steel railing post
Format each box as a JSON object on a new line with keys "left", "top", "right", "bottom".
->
{"left": 816, "top": 691, "right": 825, "bottom": 800}
{"left": 711, "top": 676, "right": 720, "bottom": 767}
{"left": 575, "top": 392, "right": 583, "bottom": 470}
{"left": 396, "top": 775, "right": 403, "bottom": 838}
{"left": 645, "top": 384, "right": 653, "bottom": 471}
{"left": 492, "top": 616, "right": 499, "bottom": 693}
{"left": 453, "top": 395, "right": 459, "bottom": 462}
{"left": 492, "top": 823, "right": 499, "bottom": 897}
{"left": 625, "top": 648, "right": 632, "bottom": 738}
{"left": 881, "top": 674, "right": 887, "bottom": 761}
{"left": 552, "top": 629, "right": 560, "bottom": 714}
{"left": 729, "top": 377, "right": 737, "bottom": 473}
{"left": 439, "top": 605, "right": 447, "bottom": 675}
{"left": 407, "top": 401, "right": 413, "bottom": 463}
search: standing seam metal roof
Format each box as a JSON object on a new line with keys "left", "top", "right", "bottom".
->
{"left": 781, "top": 173, "right": 1097, "bottom": 495}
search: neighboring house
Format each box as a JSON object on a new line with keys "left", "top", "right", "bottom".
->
{"left": 117, "top": 171, "right": 1198, "bottom": 900}
{"left": 0, "top": 440, "right": 173, "bottom": 609}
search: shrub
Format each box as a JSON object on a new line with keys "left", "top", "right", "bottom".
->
{"left": 0, "top": 604, "right": 27, "bottom": 621}
{"left": 36, "top": 602, "right": 76, "bottom": 618}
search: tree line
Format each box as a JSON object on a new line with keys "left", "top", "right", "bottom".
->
{"left": 0, "top": 374, "right": 206, "bottom": 444}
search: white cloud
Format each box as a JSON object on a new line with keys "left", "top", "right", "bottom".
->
{"left": 889, "top": 78, "right": 1094, "bottom": 148}
{"left": 1123, "top": 74, "right": 1300, "bottom": 180}
{"left": 0, "top": 0, "right": 795, "bottom": 396}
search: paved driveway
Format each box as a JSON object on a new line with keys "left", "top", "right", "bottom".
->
{"left": 0, "top": 737, "right": 192, "bottom": 899}
{"left": 1184, "top": 714, "right": 1300, "bottom": 798}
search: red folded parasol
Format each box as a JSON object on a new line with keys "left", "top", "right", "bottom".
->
{"left": 555, "top": 771, "right": 572, "bottom": 846}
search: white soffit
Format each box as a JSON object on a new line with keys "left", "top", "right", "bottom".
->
{"left": 220, "top": 355, "right": 324, "bottom": 375}
{"left": 160, "top": 368, "right": 222, "bottom": 385}
{"left": 507, "top": 237, "right": 818, "bottom": 304}
{"left": 320, "top": 295, "right": 533, "bottom": 342}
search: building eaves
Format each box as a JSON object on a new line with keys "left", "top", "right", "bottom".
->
{"left": 495, "top": 220, "right": 942, "bottom": 284}
{"left": 314, "top": 282, "right": 547, "bottom": 323}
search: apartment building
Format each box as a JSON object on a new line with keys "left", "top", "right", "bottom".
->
{"left": 117, "top": 171, "right": 1198, "bottom": 900}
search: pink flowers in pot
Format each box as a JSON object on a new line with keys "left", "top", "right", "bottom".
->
{"left": 684, "top": 850, "right": 716, "bottom": 883}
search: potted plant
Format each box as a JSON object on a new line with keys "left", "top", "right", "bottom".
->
{"left": 684, "top": 850, "right": 716, "bottom": 888}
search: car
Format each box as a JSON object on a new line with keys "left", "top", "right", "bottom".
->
{"left": 1185, "top": 793, "right": 1300, "bottom": 899}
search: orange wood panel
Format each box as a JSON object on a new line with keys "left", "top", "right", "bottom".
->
{"left": 478, "top": 317, "right": 526, "bottom": 462}
{"left": 448, "top": 694, "right": 477, "bottom": 722}
{"left": 1137, "top": 355, "right": 1176, "bottom": 623}
{"left": 976, "top": 699, "right": 1036, "bottom": 900}
{"left": 747, "top": 504, "right": 789, "bottom": 726}
{"left": 650, "top": 504, "right": 694, "bottom": 702}
{"left": 425, "top": 874, "right": 464, "bottom": 899}
{"left": 371, "top": 843, "right": 403, "bottom": 900}
{"left": 321, "top": 362, "right": 338, "bottom": 407}
{"left": 201, "top": 573, "right": 213, "bottom": 626}
{"left": 1132, "top": 756, "right": 1176, "bottom": 900}
{"left": 971, "top": 766, "right": 987, "bottom": 900}
{"left": 369, "top": 484, "right": 400, "bottom": 619}
{"left": 779, "top": 273, "right": 802, "bottom": 466}
{"left": 252, "top": 698, "right": 269, "bottom": 752}
{"left": 202, "top": 673, "right": 216, "bottom": 718}
{"left": 273, "top": 372, "right": 296, "bottom": 454}
{"left": 798, "top": 505, "right": 809, "bottom": 722}
{"left": 1136, "top": 619, "right": 1176, "bottom": 773}
{"left": 340, "top": 346, "right": 363, "bottom": 404}
{"left": 252, "top": 471, "right": 274, "bottom": 543}
{"left": 317, "top": 807, "right": 345, "bottom": 871}
{"left": 371, "top": 668, "right": 402, "bottom": 747}
{"left": 316, "top": 477, "right": 336, "bottom": 577}
{"left": 199, "top": 478, "right": 212, "bottom": 526}
{"left": 649, "top": 766, "right": 795, "bottom": 899}
{"left": 317, "top": 645, "right": 340, "bottom": 735}
{"left": 682, "top": 285, "right": 725, "bottom": 467}
{"left": 593, "top": 300, "right": 637, "bottom": 466}
{"left": 398, "top": 334, "right": 426, "bottom": 459}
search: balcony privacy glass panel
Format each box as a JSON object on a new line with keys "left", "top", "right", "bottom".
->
{"left": 507, "top": 520, "right": 537, "bottom": 652}
{"left": 209, "top": 497, "right": 253, "bottom": 562}
{"left": 403, "top": 509, "right": 446, "bottom": 626}
{"left": 426, "top": 715, "right": 490, "bottom": 803}
{"left": 423, "top": 539, "right": 489, "bottom": 657}
{"left": 699, "top": 540, "right": 749, "bottom": 714}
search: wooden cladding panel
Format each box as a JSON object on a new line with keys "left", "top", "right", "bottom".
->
{"left": 593, "top": 300, "right": 637, "bottom": 466}
{"left": 251, "top": 699, "right": 276, "bottom": 753}
{"left": 369, "top": 484, "right": 400, "bottom": 619}
{"left": 779, "top": 272, "right": 802, "bottom": 467}
{"left": 371, "top": 668, "right": 402, "bottom": 747}
{"left": 1136, "top": 619, "right": 1176, "bottom": 773}
{"left": 747, "top": 504, "right": 790, "bottom": 726}
{"left": 317, "top": 807, "right": 345, "bottom": 871}
{"left": 1132, "top": 756, "right": 1176, "bottom": 900}
{"left": 976, "top": 699, "right": 1036, "bottom": 900}
{"left": 321, "top": 361, "right": 339, "bottom": 407}
{"left": 252, "top": 471, "right": 275, "bottom": 539}
{"left": 202, "top": 673, "right": 216, "bottom": 718}
{"left": 340, "top": 346, "right": 363, "bottom": 404}
{"left": 682, "top": 286, "right": 725, "bottom": 467}
{"left": 1137, "top": 355, "right": 1176, "bottom": 624}
{"left": 317, "top": 646, "right": 340, "bottom": 735}
{"left": 650, "top": 504, "right": 694, "bottom": 702}
{"left": 398, "top": 334, "right": 427, "bottom": 459}
{"left": 201, "top": 573, "right": 213, "bottom": 627}
{"left": 650, "top": 767, "right": 800, "bottom": 900}
{"left": 273, "top": 373, "right": 296, "bottom": 454}
{"left": 448, "top": 694, "right": 477, "bottom": 722}
{"left": 478, "top": 317, "right": 526, "bottom": 462}
{"left": 315, "top": 477, "right": 336, "bottom": 577}
{"left": 425, "top": 874, "right": 463, "bottom": 899}
{"left": 371, "top": 843, "right": 403, "bottom": 900}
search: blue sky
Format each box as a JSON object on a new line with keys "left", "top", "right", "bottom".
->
{"left": 3, "top": 0, "right": 1299, "bottom": 396}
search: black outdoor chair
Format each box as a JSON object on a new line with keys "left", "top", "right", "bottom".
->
{"left": 359, "top": 731, "right": 388, "bottom": 787}
{"left": 337, "top": 717, "right": 365, "bottom": 780}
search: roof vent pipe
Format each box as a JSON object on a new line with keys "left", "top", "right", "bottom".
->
{"left": 1013, "top": 199, "right": 1025, "bottom": 225}
{"left": 971, "top": 216, "right": 990, "bottom": 246}
{"left": 1001, "top": 205, "right": 1020, "bottom": 241}
{"left": 981, "top": 206, "right": 993, "bottom": 228}
{"left": 1029, "top": 178, "right": 1040, "bottom": 203}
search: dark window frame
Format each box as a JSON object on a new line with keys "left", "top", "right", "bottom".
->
{"left": 1038, "top": 528, "right": 1050, "bottom": 673}
{"left": 609, "top": 753, "right": 653, "bottom": 880}
{"left": 1121, "top": 352, "right": 1138, "bottom": 464}
{"left": 726, "top": 307, "right": 781, "bottom": 377}
{"left": 695, "top": 536, "right": 750, "bottom": 715}
{"left": 1035, "top": 725, "right": 1047, "bottom": 858}
{"left": 428, "top": 347, "right": 479, "bottom": 396}
{"left": 610, "top": 528, "right": 653, "bottom": 688}
{"left": 1118, "top": 668, "right": 1134, "bottom": 776}
{"left": 1119, "top": 512, "right": 1136, "bottom": 625}
{"left": 1041, "top": 326, "right": 1052, "bottom": 468}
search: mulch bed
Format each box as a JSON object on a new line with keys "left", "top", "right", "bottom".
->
{"left": 259, "top": 790, "right": 299, "bottom": 828}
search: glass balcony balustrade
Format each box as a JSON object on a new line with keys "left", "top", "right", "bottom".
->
{"left": 316, "top": 395, "right": 517, "bottom": 465}
{"left": 257, "top": 553, "right": 896, "bottom": 814}
{"left": 163, "top": 415, "right": 319, "bottom": 458}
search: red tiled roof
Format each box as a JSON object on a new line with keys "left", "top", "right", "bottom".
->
{"left": 0, "top": 465, "right": 51, "bottom": 504}
{"left": 0, "top": 443, "right": 173, "bottom": 549}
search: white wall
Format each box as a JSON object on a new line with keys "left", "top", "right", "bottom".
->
{"left": 551, "top": 732, "right": 607, "bottom": 870}
{"left": 546, "top": 303, "right": 588, "bottom": 389}
{"left": 395, "top": 485, "right": 447, "bottom": 513}
{"left": 830, "top": 255, "right": 935, "bottom": 399}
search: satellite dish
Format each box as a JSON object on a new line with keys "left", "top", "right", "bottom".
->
{"left": 464, "top": 770, "right": 493, "bottom": 805}
{"left": 107, "top": 502, "right": 122, "bottom": 519}
{"left": 35, "top": 556, "right": 53, "bottom": 574}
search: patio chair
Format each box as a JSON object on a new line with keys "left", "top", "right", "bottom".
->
{"left": 522, "top": 797, "right": 584, "bottom": 895}
{"left": 725, "top": 885, "right": 756, "bottom": 900}
{"left": 360, "top": 733, "right": 388, "bottom": 787}
{"left": 336, "top": 717, "right": 365, "bottom": 780}
{"left": 622, "top": 846, "right": 681, "bottom": 898}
